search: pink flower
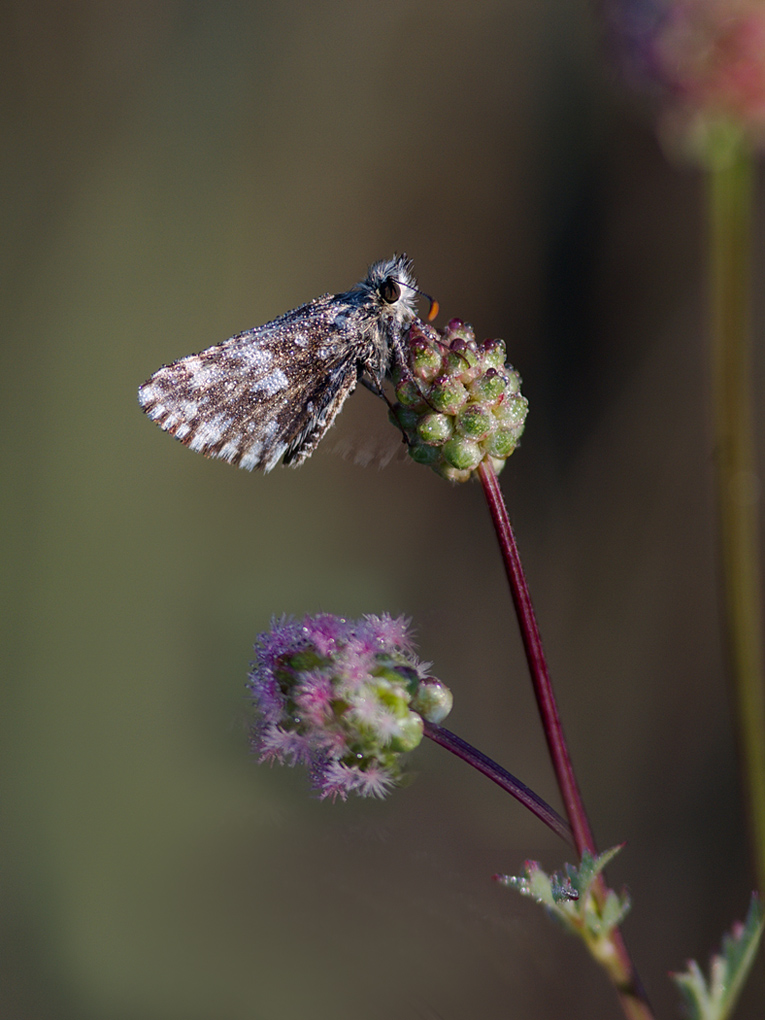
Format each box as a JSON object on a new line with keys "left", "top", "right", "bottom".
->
{"left": 248, "top": 614, "right": 452, "bottom": 799}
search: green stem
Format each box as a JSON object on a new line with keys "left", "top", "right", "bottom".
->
{"left": 708, "top": 137, "right": 765, "bottom": 895}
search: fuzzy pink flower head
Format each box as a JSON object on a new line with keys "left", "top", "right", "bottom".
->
{"left": 605, "top": 0, "right": 765, "bottom": 154}
{"left": 248, "top": 614, "right": 453, "bottom": 800}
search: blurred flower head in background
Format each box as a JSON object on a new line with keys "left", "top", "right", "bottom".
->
{"left": 603, "top": 0, "right": 765, "bottom": 157}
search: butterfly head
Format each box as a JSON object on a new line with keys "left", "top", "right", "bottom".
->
{"left": 360, "top": 254, "right": 419, "bottom": 325}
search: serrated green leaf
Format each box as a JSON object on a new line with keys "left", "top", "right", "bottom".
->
{"left": 502, "top": 848, "right": 629, "bottom": 940}
{"left": 671, "top": 894, "right": 763, "bottom": 1020}
{"left": 502, "top": 860, "right": 557, "bottom": 908}
{"left": 601, "top": 888, "right": 631, "bottom": 930}
{"left": 500, "top": 848, "right": 638, "bottom": 991}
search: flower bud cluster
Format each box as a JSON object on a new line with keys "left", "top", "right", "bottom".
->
{"left": 390, "top": 319, "right": 528, "bottom": 482}
{"left": 248, "top": 614, "right": 453, "bottom": 800}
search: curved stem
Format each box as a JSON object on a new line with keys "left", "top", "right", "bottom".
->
{"left": 423, "top": 720, "right": 573, "bottom": 845}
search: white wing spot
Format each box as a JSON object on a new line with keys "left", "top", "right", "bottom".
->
{"left": 251, "top": 348, "right": 273, "bottom": 368}
{"left": 188, "top": 363, "right": 220, "bottom": 390}
{"left": 188, "top": 413, "right": 233, "bottom": 451}
{"left": 251, "top": 369, "right": 288, "bottom": 396}
{"left": 139, "top": 383, "right": 161, "bottom": 406}
{"left": 239, "top": 441, "right": 265, "bottom": 471}
{"left": 219, "top": 438, "right": 241, "bottom": 461}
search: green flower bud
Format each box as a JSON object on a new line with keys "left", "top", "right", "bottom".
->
{"left": 395, "top": 377, "right": 427, "bottom": 408}
{"left": 371, "top": 671, "right": 412, "bottom": 700}
{"left": 407, "top": 443, "right": 442, "bottom": 466}
{"left": 410, "top": 339, "right": 443, "bottom": 381}
{"left": 468, "top": 368, "right": 507, "bottom": 405}
{"left": 444, "top": 345, "right": 480, "bottom": 378}
{"left": 437, "top": 464, "right": 473, "bottom": 483}
{"left": 483, "top": 427, "right": 520, "bottom": 459}
{"left": 417, "top": 412, "right": 453, "bottom": 445}
{"left": 411, "top": 679, "right": 454, "bottom": 724}
{"left": 429, "top": 376, "right": 469, "bottom": 414}
{"left": 480, "top": 338, "right": 507, "bottom": 370}
{"left": 442, "top": 436, "right": 484, "bottom": 471}
{"left": 388, "top": 712, "right": 424, "bottom": 753}
{"left": 390, "top": 406, "right": 420, "bottom": 432}
{"left": 494, "top": 393, "right": 528, "bottom": 428}
{"left": 444, "top": 319, "right": 476, "bottom": 344}
{"left": 504, "top": 368, "right": 522, "bottom": 395}
{"left": 456, "top": 404, "right": 495, "bottom": 441}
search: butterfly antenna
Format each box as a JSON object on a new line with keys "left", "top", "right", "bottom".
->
{"left": 398, "top": 279, "right": 439, "bottom": 321}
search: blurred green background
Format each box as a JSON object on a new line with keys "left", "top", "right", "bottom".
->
{"left": 2, "top": 2, "right": 763, "bottom": 1018}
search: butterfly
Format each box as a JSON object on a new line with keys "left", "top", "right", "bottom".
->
{"left": 138, "top": 255, "right": 426, "bottom": 472}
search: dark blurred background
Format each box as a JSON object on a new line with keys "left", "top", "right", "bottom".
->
{"left": 2, "top": 2, "right": 763, "bottom": 1018}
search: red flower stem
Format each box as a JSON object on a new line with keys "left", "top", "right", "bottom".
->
{"left": 423, "top": 719, "right": 573, "bottom": 845}
{"left": 476, "top": 459, "right": 596, "bottom": 857}
{"left": 477, "top": 459, "right": 653, "bottom": 1019}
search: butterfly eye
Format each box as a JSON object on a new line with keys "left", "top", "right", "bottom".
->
{"left": 379, "top": 278, "right": 401, "bottom": 304}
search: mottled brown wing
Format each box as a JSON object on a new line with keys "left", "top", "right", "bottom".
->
{"left": 138, "top": 295, "right": 371, "bottom": 472}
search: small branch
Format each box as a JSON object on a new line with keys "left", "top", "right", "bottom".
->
{"left": 423, "top": 719, "right": 573, "bottom": 845}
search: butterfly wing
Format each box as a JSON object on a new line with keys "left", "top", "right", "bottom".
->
{"left": 138, "top": 296, "right": 371, "bottom": 472}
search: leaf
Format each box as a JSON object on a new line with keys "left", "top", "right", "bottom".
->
{"left": 672, "top": 894, "right": 763, "bottom": 1020}
{"left": 497, "top": 846, "right": 630, "bottom": 941}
